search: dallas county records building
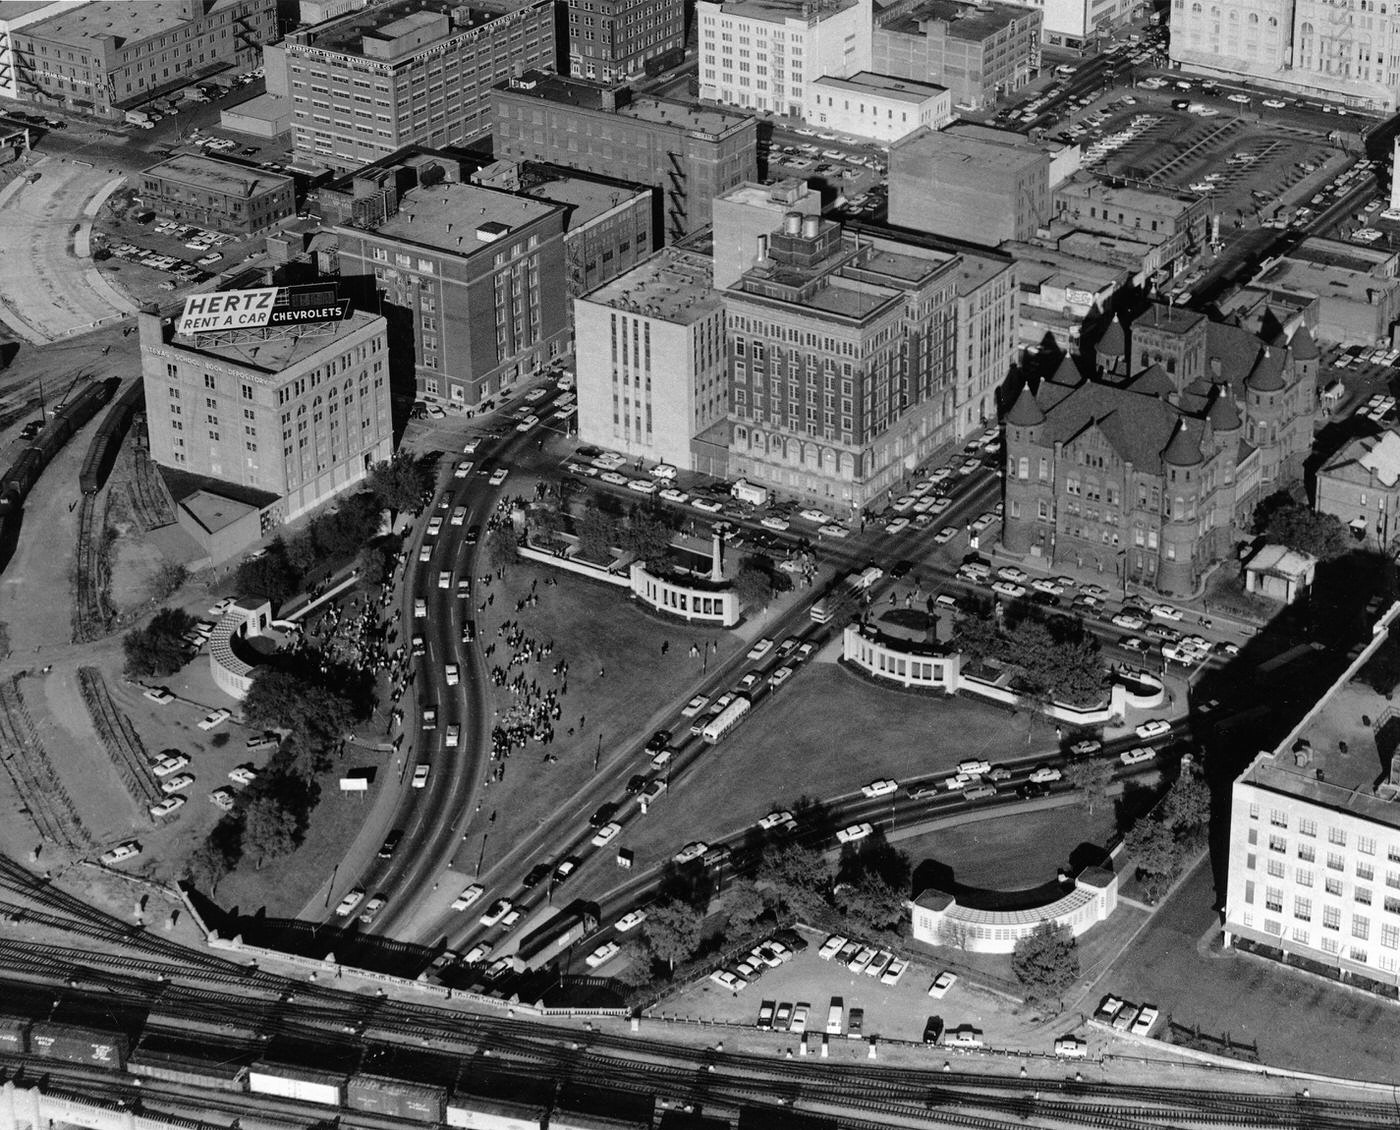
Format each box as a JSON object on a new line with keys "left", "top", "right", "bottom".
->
{"left": 137, "top": 299, "right": 393, "bottom": 524}
{"left": 139, "top": 153, "right": 295, "bottom": 235}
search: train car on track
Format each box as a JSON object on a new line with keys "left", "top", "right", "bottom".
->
{"left": 0, "top": 1014, "right": 30, "bottom": 1054}
{"left": 29, "top": 1022, "right": 129, "bottom": 1070}
{"left": 128, "top": 1033, "right": 250, "bottom": 1092}
{"left": 510, "top": 898, "right": 600, "bottom": 973}
{"left": 347, "top": 1072, "right": 447, "bottom": 1123}
{"left": 249, "top": 1060, "right": 349, "bottom": 1106}
{"left": 444, "top": 1095, "right": 548, "bottom": 1130}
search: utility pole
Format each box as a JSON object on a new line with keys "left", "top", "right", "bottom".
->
{"left": 475, "top": 833, "right": 488, "bottom": 877}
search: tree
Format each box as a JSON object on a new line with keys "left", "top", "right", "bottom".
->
{"left": 834, "top": 873, "right": 906, "bottom": 932}
{"left": 488, "top": 525, "right": 519, "bottom": 571}
{"left": 235, "top": 540, "right": 300, "bottom": 604}
{"left": 722, "top": 880, "right": 769, "bottom": 932}
{"left": 242, "top": 667, "right": 354, "bottom": 754}
{"left": 734, "top": 564, "right": 774, "bottom": 610}
{"left": 1007, "top": 618, "right": 1104, "bottom": 706}
{"left": 953, "top": 605, "right": 1002, "bottom": 662}
{"left": 1125, "top": 816, "right": 1188, "bottom": 903}
{"left": 613, "top": 938, "right": 656, "bottom": 987}
{"left": 622, "top": 513, "right": 674, "bottom": 565}
{"left": 1160, "top": 762, "right": 1212, "bottom": 841}
{"left": 642, "top": 899, "right": 703, "bottom": 971}
{"left": 149, "top": 561, "right": 188, "bottom": 602}
{"left": 1063, "top": 757, "right": 1117, "bottom": 816}
{"left": 122, "top": 607, "right": 196, "bottom": 678}
{"left": 368, "top": 453, "right": 430, "bottom": 515}
{"left": 529, "top": 505, "right": 564, "bottom": 549}
{"left": 576, "top": 503, "right": 616, "bottom": 562}
{"left": 758, "top": 841, "right": 831, "bottom": 921}
{"left": 1011, "top": 923, "right": 1079, "bottom": 1012}
{"left": 1254, "top": 495, "right": 1351, "bottom": 561}
{"left": 241, "top": 795, "right": 298, "bottom": 869}
{"left": 185, "top": 837, "right": 234, "bottom": 893}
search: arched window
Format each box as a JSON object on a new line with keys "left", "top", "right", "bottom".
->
{"left": 1017, "top": 456, "right": 1030, "bottom": 479}
{"left": 1300, "top": 20, "right": 1314, "bottom": 34}
{"left": 1248, "top": 12, "right": 1259, "bottom": 22}
{"left": 1268, "top": 15, "right": 1277, "bottom": 24}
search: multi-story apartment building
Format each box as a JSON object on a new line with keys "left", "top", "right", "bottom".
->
{"left": 952, "top": 250, "right": 1017, "bottom": 440}
{"left": 1002, "top": 305, "right": 1320, "bottom": 596}
{"left": 697, "top": 0, "right": 873, "bottom": 118}
{"left": 281, "top": 0, "right": 555, "bottom": 172}
{"left": 804, "top": 71, "right": 952, "bottom": 142}
{"left": 722, "top": 213, "right": 960, "bottom": 509}
{"left": 0, "top": 1, "right": 89, "bottom": 103}
{"left": 1170, "top": 0, "right": 1400, "bottom": 110}
{"left": 566, "top": 0, "right": 687, "bottom": 83}
{"left": 9, "top": 0, "right": 273, "bottom": 118}
{"left": 492, "top": 71, "right": 758, "bottom": 242}
{"left": 334, "top": 179, "right": 570, "bottom": 410}
{"left": 137, "top": 295, "right": 392, "bottom": 523}
{"left": 873, "top": 0, "right": 1041, "bottom": 110}
{"left": 574, "top": 246, "right": 728, "bottom": 471}
{"left": 889, "top": 123, "right": 1051, "bottom": 245}
{"left": 140, "top": 153, "right": 295, "bottom": 234}
{"left": 1222, "top": 601, "right": 1400, "bottom": 990}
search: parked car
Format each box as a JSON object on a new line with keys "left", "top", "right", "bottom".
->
{"left": 928, "top": 970, "right": 958, "bottom": 998}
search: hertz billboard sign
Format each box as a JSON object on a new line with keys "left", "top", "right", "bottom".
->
{"left": 178, "top": 284, "right": 350, "bottom": 336}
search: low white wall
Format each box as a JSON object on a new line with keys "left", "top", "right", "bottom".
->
{"left": 630, "top": 563, "right": 740, "bottom": 627}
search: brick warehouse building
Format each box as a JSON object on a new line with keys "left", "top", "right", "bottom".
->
{"left": 1001, "top": 305, "right": 1320, "bottom": 597}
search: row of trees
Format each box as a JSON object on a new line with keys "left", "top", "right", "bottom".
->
{"left": 1122, "top": 759, "right": 1213, "bottom": 903}
{"left": 956, "top": 602, "right": 1106, "bottom": 707}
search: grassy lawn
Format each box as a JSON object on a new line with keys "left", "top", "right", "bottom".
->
{"left": 456, "top": 559, "right": 739, "bottom": 875}
{"left": 614, "top": 666, "right": 1046, "bottom": 869}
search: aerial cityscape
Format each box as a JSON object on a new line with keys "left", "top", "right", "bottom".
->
{"left": 0, "top": 0, "right": 1399, "bottom": 1127}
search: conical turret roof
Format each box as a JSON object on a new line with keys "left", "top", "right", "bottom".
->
{"left": 1096, "top": 317, "right": 1125, "bottom": 358}
{"left": 1245, "top": 345, "right": 1285, "bottom": 393}
{"left": 1207, "top": 386, "right": 1241, "bottom": 431}
{"left": 1007, "top": 384, "right": 1044, "bottom": 427}
{"left": 1163, "top": 419, "right": 1203, "bottom": 467}
{"left": 1288, "top": 322, "right": 1319, "bottom": 361}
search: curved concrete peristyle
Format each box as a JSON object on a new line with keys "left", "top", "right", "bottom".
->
{"left": 629, "top": 563, "right": 740, "bottom": 627}
{"left": 208, "top": 598, "right": 274, "bottom": 701}
{"left": 843, "top": 624, "right": 1166, "bottom": 721}
{"left": 841, "top": 623, "right": 961, "bottom": 690}
{"left": 911, "top": 867, "right": 1120, "bottom": 954}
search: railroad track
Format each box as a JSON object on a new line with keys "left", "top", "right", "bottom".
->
{"left": 127, "top": 453, "right": 173, "bottom": 532}
{"left": 76, "top": 667, "right": 160, "bottom": 807}
{"left": 71, "top": 494, "right": 106, "bottom": 642}
{"left": 0, "top": 681, "right": 91, "bottom": 852}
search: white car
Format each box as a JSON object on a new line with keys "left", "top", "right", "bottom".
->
{"left": 747, "top": 638, "right": 773, "bottom": 660}
{"left": 836, "top": 822, "right": 873, "bottom": 844}
{"left": 452, "top": 884, "right": 484, "bottom": 911}
{"left": 1112, "top": 613, "right": 1147, "bottom": 631}
{"left": 614, "top": 909, "right": 648, "bottom": 932}
{"left": 626, "top": 478, "right": 656, "bottom": 494}
{"left": 862, "top": 779, "right": 898, "bottom": 798}
{"left": 462, "top": 437, "right": 482, "bottom": 454}
{"left": 818, "top": 934, "right": 848, "bottom": 960}
{"left": 198, "top": 709, "right": 230, "bottom": 731}
{"left": 228, "top": 765, "right": 257, "bottom": 785}
{"left": 1132, "top": 1005, "right": 1160, "bottom": 1036}
{"left": 438, "top": 571, "right": 451, "bottom": 590}
{"left": 515, "top": 414, "right": 540, "bottom": 432}
{"left": 992, "top": 581, "right": 1026, "bottom": 599}
{"left": 334, "top": 889, "right": 366, "bottom": 917}
{"left": 1149, "top": 603, "right": 1183, "bottom": 621}
{"left": 591, "top": 821, "right": 622, "bottom": 847}
{"left": 1262, "top": 98, "right": 1288, "bottom": 109}
{"left": 886, "top": 516, "right": 911, "bottom": 535}
{"left": 659, "top": 488, "right": 690, "bottom": 504}
{"left": 144, "top": 686, "right": 175, "bottom": 705}
{"left": 1029, "top": 766, "right": 1063, "bottom": 784}
{"left": 161, "top": 773, "right": 195, "bottom": 794}
{"left": 1135, "top": 719, "right": 1171, "bottom": 740}
{"left": 426, "top": 516, "right": 443, "bottom": 537}
{"left": 958, "top": 759, "right": 991, "bottom": 775}
{"left": 681, "top": 694, "right": 710, "bottom": 717}
{"left": 100, "top": 842, "right": 142, "bottom": 866}
{"left": 710, "top": 970, "right": 748, "bottom": 991}
{"left": 523, "top": 387, "right": 547, "bottom": 403}
{"left": 1226, "top": 92, "right": 1251, "bottom": 103}
{"left": 934, "top": 525, "right": 958, "bottom": 544}
{"left": 418, "top": 544, "right": 432, "bottom": 563}
{"left": 692, "top": 498, "right": 723, "bottom": 513}
{"left": 445, "top": 663, "right": 459, "bottom": 686}
{"left": 412, "top": 764, "right": 430, "bottom": 789}
{"left": 489, "top": 468, "right": 509, "bottom": 486}
{"left": 358, "top": 895, "right": 387, "bottom": 925}
{"left": 799, "top": 508, "right": 829, "bottom": 523}
{"left": 674, "top": 841, "right": 708, "bottom": 864}
{"left": 769, "top": 665, "right": 794, "bottom": 689}
{"left": 600, "top": 470, "right": 628, "bottom": 485}
{"left": 150, "top": 795, "right": 186, "bottom": 818}
{"left": 152, "top": 753, "right": 190, "bottom": 777}
{"left": 586, "top": 941, "right": 620, "bottom": 969}
{"left": 445, "top": 723, "right": 460, "bottom": 748}
{"left": 479, "top": 898, "right": 513, "bottom": 926}
{"left": 818, "top": 524, "right": 849, "bottom": 538}
{"left": 929, "top": 970, "right": 958, "bottom": 998}
{"left": 760, "top": 515, "right": 790, "bottom": 531}
{"left": 881, "top": 958, "right": 908, "bottom": 985}
{"left": 1121, "top": 746, "right": 1158, "bottom": 766}
{"left": 758, "top": 809, "right": 796, "bottom": 831}
{"left": 1032, "top": 578, "right": 1064, "bottom": 597}
{"left": 454, "top": 460, "right": 472, "bottom": 478}
{"left": 996, "top": 566, "right": 1028, "bottom": 584}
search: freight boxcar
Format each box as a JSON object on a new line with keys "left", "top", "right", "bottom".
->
{"left": 445, "top": 1095, "right": 547, "bottom": 1130}
{"left": 548, "top": 1111, "right": 651, "bottom": 1130}
{"left": 29, "top": 1022, "right": 129, "bottom": 1070}
{"left": 0, "top": 1015, "right": 30, "bottom": 1055}
{"left": 248, "top": 1062, "right": 347, "bottom": 1107}
{"left": 347, "top": 1072, "right": 446, "bottom": 1123}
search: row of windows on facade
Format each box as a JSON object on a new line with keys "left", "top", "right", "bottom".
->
{"left": 854, "top": 640, "right": 947, "bottom": 683}
{"left": 160, "top": 345, "right": 382, "bottom": 406}
{"left": 21, "top": 13, "right": 249, "bottom": 67}
{"left": 1246, "top": 841, "right": 1400, "bottom": 890}
{"left": 1242, "top": 879, "right": 1400, "bottom": 943}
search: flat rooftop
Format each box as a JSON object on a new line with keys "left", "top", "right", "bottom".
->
{"left": 181, "top": 490, "right": 259, "bottom": 536}
{"left": 521, "top": 171, "right": 649, "bottom": 229}
{"left": 499, "top": 71, "right": 753, "bottom": 138}
{"left": 23, "top": 0, "right": 249, "bottom": 47}
{"left": 1289, "top": 235, "right": 1397, "bottom": 275}
{"left": 708, "top": 0, "right": 860, "bottom": 24}
{"left": 173, "top": 308, "right": 382, "bottom": 376}
{"left": 298, "top": 0, "right": 500, "bottom": 56}
{"left": 812, "top": 71, "right": 947, "bottom": 103}
{"left": 360, "top": 181, "right": 560, "bottom": 254}
{"left": 1057, "top": 176, "right": 1196, "bottom": 218}
{"left": 879, "top": 0, "right": 1038, "bottom": 40}
{"left": 893, "top": 123, "right": 1047, "bottom": 172}
{"left": 145, "top": 153, "right": 293, "bottom": 198}
{"left": 1003, "top": 243, "right": 1128, "bottom": 291}
{"left": 1255, "top": 256, "right": 1394, "bottom": 305}
{"left": 582, "top": 247, "right": 720, "bottom": 323}
{"left": 856, "top": 245, "right": 949, "bottom": 285}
